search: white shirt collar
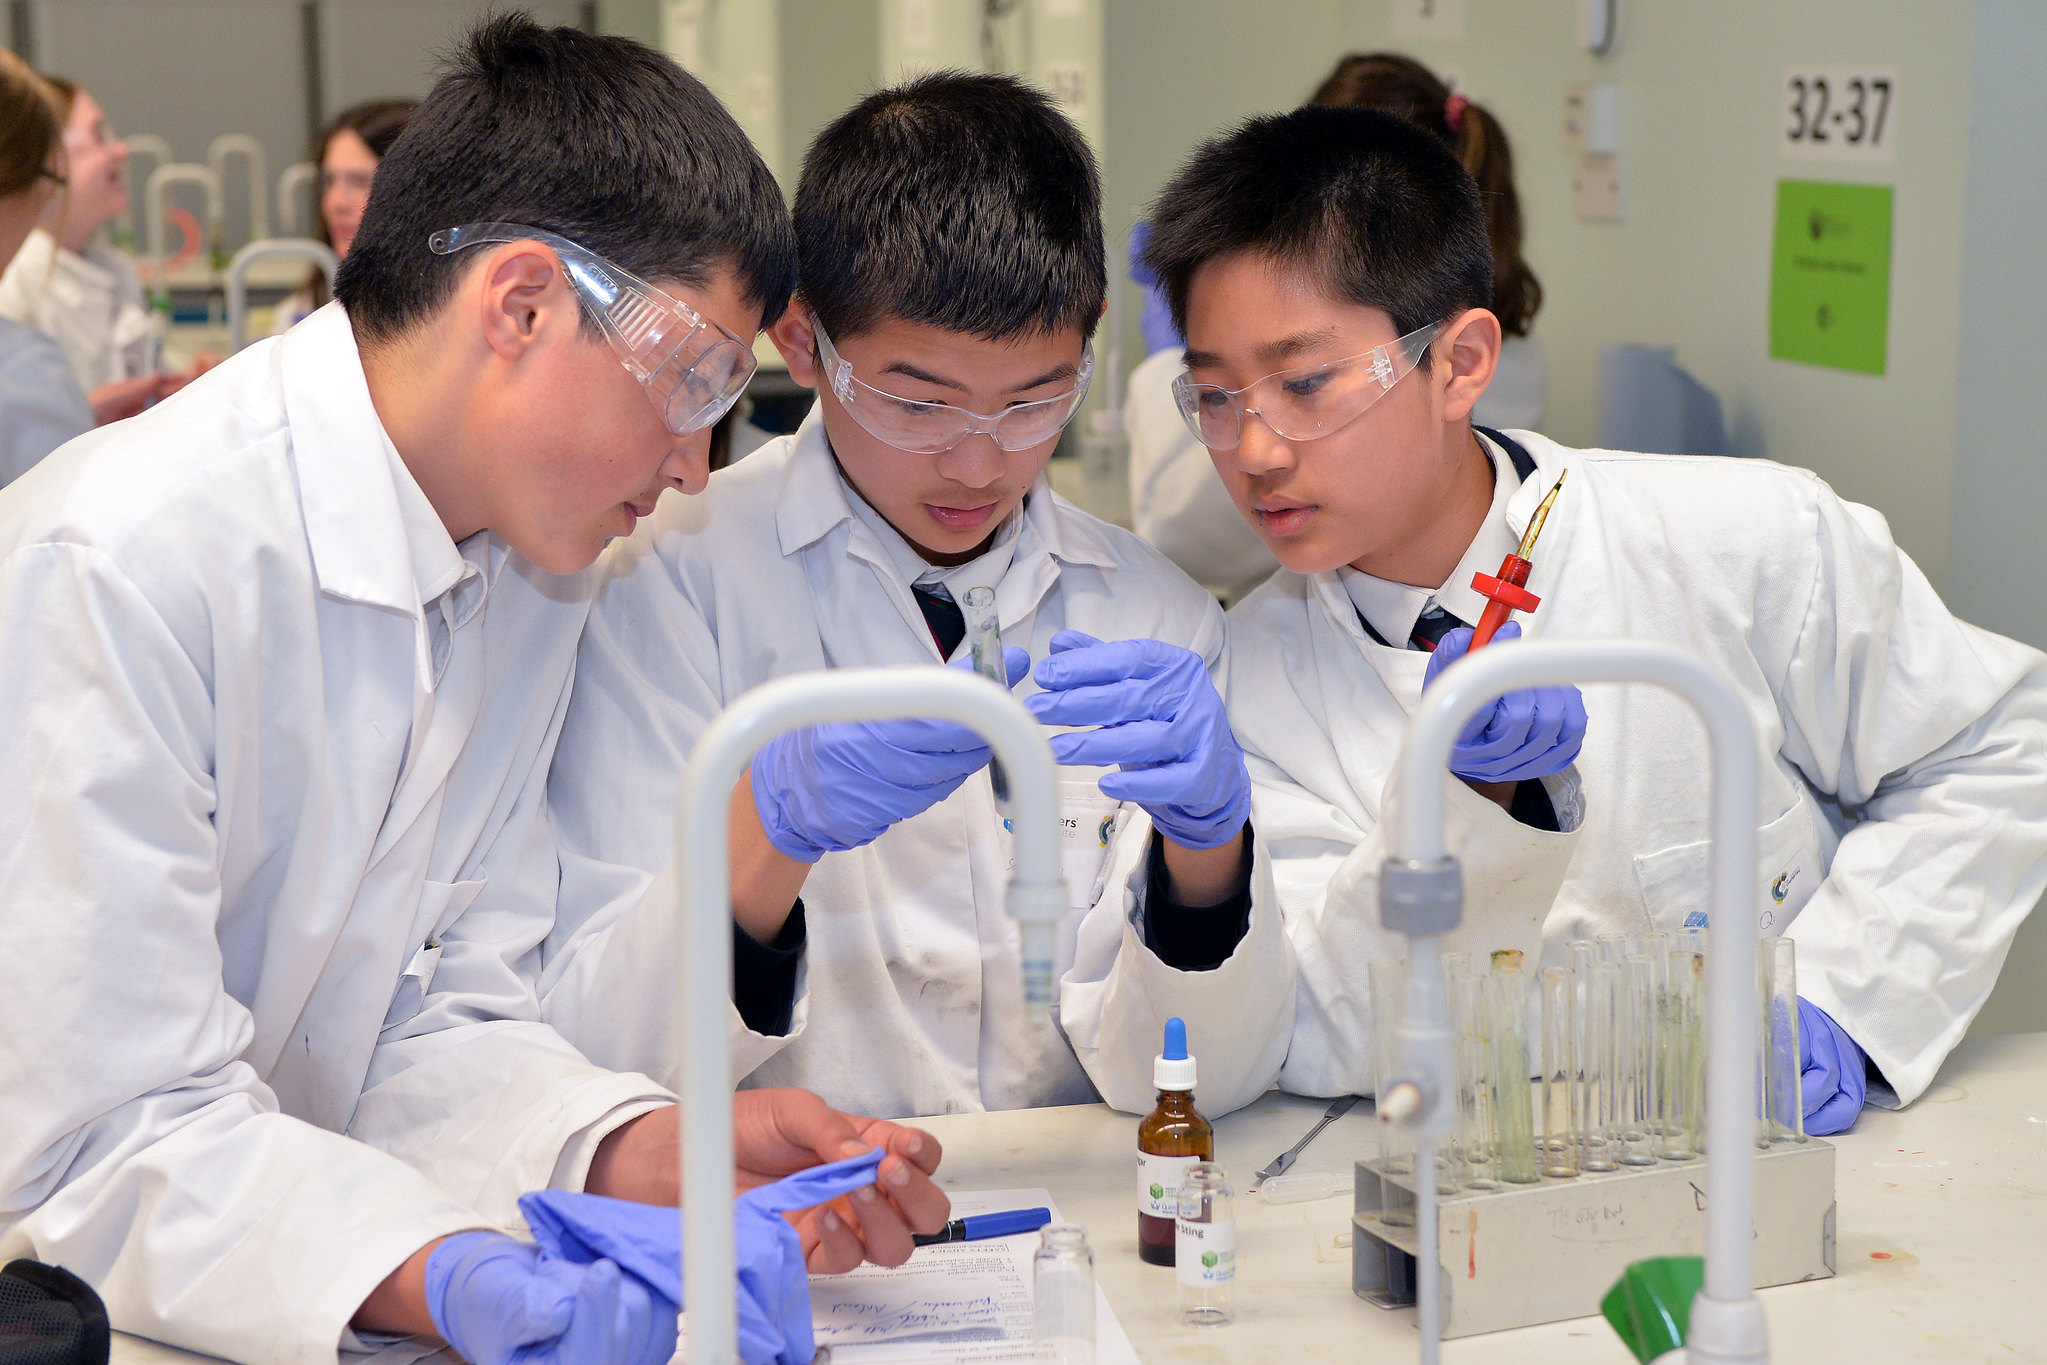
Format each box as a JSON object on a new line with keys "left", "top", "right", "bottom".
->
{"left": 281, "top": 302, "right": 489, "bottom": 629}
{"left": 1340, "top": 431, "right": 1525, "bottom": 648}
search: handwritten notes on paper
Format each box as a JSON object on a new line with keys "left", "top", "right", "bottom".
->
{"left": 810, "top": 1269, "right": 1006, "bottom": 1346}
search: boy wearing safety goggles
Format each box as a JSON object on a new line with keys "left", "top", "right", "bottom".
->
{"left": 1142, "top": 107, "right": 2047, "bottom": 1133}
{"left": 0, "top": 19, "right": 947, "bottom": 1365}
{"left": 542, "top": 73, "right": 1294, "bottom": 1121}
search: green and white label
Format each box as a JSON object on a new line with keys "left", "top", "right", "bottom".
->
{"left": 1175, "top": 1216, "right": 1236, "bottom": 1288}
{"left": 1138, "top": 1152, "right": 1198, "bottom": 1219}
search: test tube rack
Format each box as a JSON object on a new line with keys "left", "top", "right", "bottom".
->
{"left": 1350, "top": 1132, "right": 1835, "bottom": 1338}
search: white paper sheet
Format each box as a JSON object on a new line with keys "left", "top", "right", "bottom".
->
{"left": 808, "top": 1188, "right": 1142, "bottom": 1364}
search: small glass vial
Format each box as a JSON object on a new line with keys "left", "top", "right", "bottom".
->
{"left": 1032, "top": 1225, "right": 1095, "bottom": 1364}
{"left": 1174, "top": 1163, "right": 1235, "bottom": 1327}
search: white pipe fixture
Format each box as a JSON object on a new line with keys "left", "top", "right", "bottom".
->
{"left": 207, "top": 134, "right": 270, "bottom": 246}
{"left": 275, "top": 161, "right": 319, "bottom": 239}
{"left": 225, "top": 240, "right": 338, "bottom": 351}
{"left": 674, "top": 667, "right": 1068, "bottom": 1364}
{"left": 121, "top": 134, "right": 175, "bottom": 250}
{"left": 144, "top": 164, "right": 224, "bottom": 266}
{"left": 1385, "top": 639, "right": 1768, "bottom": 1365}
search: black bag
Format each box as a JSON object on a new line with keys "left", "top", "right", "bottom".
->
{"left": 0, "top": 1261, "right": 109, "bottom": 1365}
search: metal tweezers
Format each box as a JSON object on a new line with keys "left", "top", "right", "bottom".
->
{"left": 1252, "top": 1095, "right": 1361, "bottom": 1189}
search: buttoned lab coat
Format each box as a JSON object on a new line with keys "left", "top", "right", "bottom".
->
{"left": 0, "top": 305, "right": 670, "bottom": 1365}
{"left": 1228, "top": 430, "right": 2047, "bottom": 1104}
{"left": 541, "top": 415, "right": 1297, "bottom": 1120}
{"left": 0, "top": 227, "right": 153, "bottom": 390}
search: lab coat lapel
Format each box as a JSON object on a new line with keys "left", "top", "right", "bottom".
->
{"left": 775, "top": 421, "right": 947, "bottom": 662}
{"left": 269, "top": 305, "right": 475, "bottom": 1127}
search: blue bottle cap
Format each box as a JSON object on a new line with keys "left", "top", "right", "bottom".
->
{"left": 1163, "top": 1017, "right": 1188, "bottom": 1060}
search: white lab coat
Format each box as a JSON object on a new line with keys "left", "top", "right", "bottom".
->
{"left": 0, "top": 227, "right": 153, "bottom": 390}
{"left": 1228, "top": 430, "right": 2047, "bottom": 1105}
{"left": 1127, "top": 336, "right": 1547, "bottom": 601}
{"left": 0, "top": 304, "right": 669, "bottom": 1365}
{"left": 0, "top": 316, "right": 91, "bottom": 487}
{"left": 542, "top": 413, "right": 1296, "bottom": 1120}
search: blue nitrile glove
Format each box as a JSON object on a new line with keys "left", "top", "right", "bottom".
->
{"left": 752, "top": 649, "right": 1030, "bottom": 862}
{"left": 1797, "top": 997, "right": 1869, "bottom": 1136}
{"left": 424, "top": 1230, "right": 673, "bottom": 1365}
{"left": 1025, "top": 630, "right": 1250, "bottom": 850}
{"left": 1422, "top": 621, "right": 1588, "bottom": 784}
{"left": 1127, "top": 221, "right": 1182, "bottom": 356}
{"left": 520, "top": 1149, "right": 887, "bottom": 1365}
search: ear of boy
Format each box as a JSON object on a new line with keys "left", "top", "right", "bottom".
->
{"left": 1431, "top": 307, "right": 1503, "bottom": 426}
{"left": 360, "top": 245, "right": 715, "bottom": 577}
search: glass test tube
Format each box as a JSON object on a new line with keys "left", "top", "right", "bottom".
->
{"left": 1678, "top": 924, "right": 1708, "bottom": 959}
{"left": 1488, "top": 951, "right": 1539, "bottom": 1183}
{"left": 1368, "top": 958, "right": 1412, "bottom": 1176}
{"left": 1581, "top": 960, "right": 1621, "bottom": 1171}
{"left": 1448, "top": 967, "right": 1498, "bottom": 1190}
{"left": 1441, "top": 950, "right": 1473, "bottom": 983}
{"left": 1659, "top": 950, "right": 1703, "bottom": 1160}
{"left": 1033, "top": 1225, "right": 1096, "bottom": 1364}
{"left": 1617, "top": 954, "right": 1659, "bottom": 1166}
{"left": 962, "top": 586, "right": 1009, "bottom": 802}
{"left": 1595, "top": 932, "right": 1628, "bottom": 966}
{"left": 1539, "top": 966, "right": 1580, "bottom": 1178}
{"left": 1762, "top": 937, "right": 1807, "bottom": 1144}
{"left": 1630, "top": 932, "right": 1671, "bottom": 1138}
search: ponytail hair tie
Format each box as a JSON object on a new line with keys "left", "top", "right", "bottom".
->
{"left": 1444, "top": 94, "right": 1470, "bottom": 132}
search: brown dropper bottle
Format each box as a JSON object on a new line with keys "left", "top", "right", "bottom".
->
{"left": 1136, "top": 1016, "right": 1212, "bottom": 1266}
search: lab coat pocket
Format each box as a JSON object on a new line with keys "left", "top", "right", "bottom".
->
{"left": 381, "top": 876, "right": 486, "bottom": 1030}
{"left": 1629, "top": 801, "right": 1820, "bottom": 936}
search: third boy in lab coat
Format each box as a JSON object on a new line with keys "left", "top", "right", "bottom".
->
{"left": 544, "top": 74, "right": 1294, "bottom": 1120}
{"left": 1140, "top": 106, "right": 2047, "bottom": 1130}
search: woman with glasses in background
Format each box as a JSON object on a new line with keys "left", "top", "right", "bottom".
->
{"left": 0, "top": 49, "right": 90, "bottom": 486}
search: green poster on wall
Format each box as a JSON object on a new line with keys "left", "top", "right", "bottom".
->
{"left": 1769, "top": 179, "right": 1893, "bottom": 375}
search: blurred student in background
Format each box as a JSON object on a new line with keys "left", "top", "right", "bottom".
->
{"left": 1127, "top": 52, "right": 1544, "bottom": 601}
{"left": 270, "top": 97, "right": 415, "bottom": 334}
{"left": 0, "top": 51, "right": 90, "bottom": 485}
{"left": 0, "top": 75, "right": 204, "bottom": 428}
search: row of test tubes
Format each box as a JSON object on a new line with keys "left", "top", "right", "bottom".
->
{"left": 1369, "top": 932, "right": 1808, "bottom": 1207}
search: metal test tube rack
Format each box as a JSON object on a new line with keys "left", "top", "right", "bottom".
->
{"left": 1368, "top": 640, "right": 1835, "bottom": 1365}
{"left": 672, "top": 668, "right": 1068, "bottom": 1364}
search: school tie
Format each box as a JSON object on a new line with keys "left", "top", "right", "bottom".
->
{"left": 911, "top": 583, "right": 966, "bottom": 659}
{"left": 1409, "top": 604, "right": 1469, "bottom": 653}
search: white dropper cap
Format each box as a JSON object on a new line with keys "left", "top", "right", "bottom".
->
{"left": 1154, "top": 1016, "right": 1197, "bottom": 1091}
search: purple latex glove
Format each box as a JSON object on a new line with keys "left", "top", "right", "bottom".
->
{"left": 423, "top": 1232, "right": 673, "bottom": 1365}
{"left": 521, "top": 1148, "right": 888, "bottom": 1365}
{"left": 751, "top": 650, "right": 1030, "bottom": 861}
{"left": 1797, "top": 997, "right": 1868, "bottom": 1136}
{"left": 1422, "top": 621, "right": 1588, "bottom": 784}
{"left": 1127, "top": 221, "right": 1181, "bottom": 355}
{"left": 1026, "top": 630, "right": 1250, "bottom": 850}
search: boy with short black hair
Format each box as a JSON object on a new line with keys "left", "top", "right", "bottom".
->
{"left": 0, "top": 19, "right": 944, "bottom": 1365}
{"left": 544, "top": 72, "right": 1295, "bottom": 1120}
{"left": 1141, "top": 105, "right": 2047, "bottom": 1131}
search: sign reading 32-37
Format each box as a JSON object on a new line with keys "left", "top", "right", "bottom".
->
{"left": 1782, "top": 68, "right": 1895, "bottom": 163}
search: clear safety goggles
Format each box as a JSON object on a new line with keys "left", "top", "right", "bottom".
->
{"left": 1171, "top": 322, "right": 1441, "bottom": 450}
{"left": 428, "top": 221, "right": 757, "bottom": 436}
{"left": 812, "top": 319, "right": 1093, "bottom": 455}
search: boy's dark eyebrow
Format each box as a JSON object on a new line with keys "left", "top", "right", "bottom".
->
{"left": 1181, "top": 328, "right": 1345, "bottom": 373}
{"left": 877, "top": 360, "right": 1080, "bottom": 394}
{"left": 1255, "top": 326, "right": 1345, "bottom": 365}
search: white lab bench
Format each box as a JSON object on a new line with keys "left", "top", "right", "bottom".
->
{"left": 109, "top": 1031, "right": 2046, "bottom": 1365}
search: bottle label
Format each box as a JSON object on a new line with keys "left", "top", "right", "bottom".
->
{"left": 1175, "top": 1217, "right": 1236, "bottom": 1288}
{"left": 1138, "top": 1152, "right": 1198, "bottom": 1219}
